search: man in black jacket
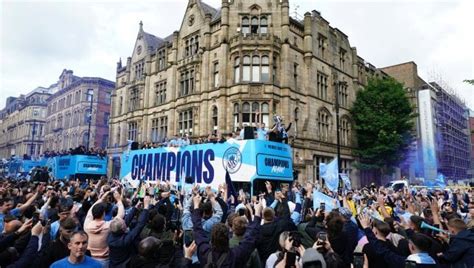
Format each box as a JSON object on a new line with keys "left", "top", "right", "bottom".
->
{"left": 107, "top": 196, "right": 150, "bottom": 268}
{"left": 256, "top": 205, "right": 296, "bottom": 264}
{"left": 438, "top": 218, "right": 474, "bottom": 267}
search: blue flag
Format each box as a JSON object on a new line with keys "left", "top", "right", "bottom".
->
{"left": 225, "top": 170, "right": 238, "bottom": 200}
{"left": 340, "top": 173, "right": 351, "bottom": 190}
{"left": 320, "top": 158, "right": 339, "bottom": 192}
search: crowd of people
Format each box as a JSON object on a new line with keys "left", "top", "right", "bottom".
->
{"left": 16, "top": 146, "right": 108, "bottom": 162}
{"left": 0, "top": 175, "right": 473, "bottom": 268}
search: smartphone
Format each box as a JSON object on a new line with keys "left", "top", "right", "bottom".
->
{"left": 317, "top": 232, "right": 327, "bottom": 242}
{"left": 320, "top": 202, "right": 325, "bottom": 212}
{"left": 353, "top": 252, "right": 364, "bottom": 268}
{"left": 285, "top": 251, "right": 297, "bottom": 268}
{"left": 32, "top": 213, "right": 40, "bottom": 226}
{"left": 183, "top": 231, "right": 193, "bottom": 247}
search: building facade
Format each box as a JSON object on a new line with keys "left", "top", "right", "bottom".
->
{"left": 382, "top": 62, "right": 472, "bottom": 182}
{"left": 44, "top": 70, "right": 115, "bottom": 152}
{"left": 432, "top": 82, "right": 471, "bottom": 181}
{"left": 0, "top": 89, "right": 52, "bottom": 158}
{"left": 108, "top": 0, "right": 384, "bottom": 185}
{"left": 468, "top": 110, "right": 474, "bottom": 178}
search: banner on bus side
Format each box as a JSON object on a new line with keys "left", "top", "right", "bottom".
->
{"left": 120, "top": 140, "right": 294, "bottom": 190}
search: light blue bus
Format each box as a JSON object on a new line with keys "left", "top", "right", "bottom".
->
{"left": 47, "top": 155, "right": 108, "bottom": 180}
{"left": 4, "top": 159, "right": 47, "bottom": 178}
{"left": 120, "top": 139, "right": 294, "bottom": 194}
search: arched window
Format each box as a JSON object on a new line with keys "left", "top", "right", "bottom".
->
{"left": 340, "top": 117, "right": 351, "bottom": 146}
{"left": 212, "top": 106, "right": 218, "bottom": 132}
{"left": 260, "top": 16, "right": 268, "bottom": 34}
{"left": 242, "top": 17, "right": 250, "bottom": 34}
{"left": 194, "top": 36, "right": 199, "bottom": 55}
{"left": 82, "top": 132, "right": 89, "bottom": 147}
{"left": 84, "top": 109, "right": 91, "bottom": 125}
{"left": 233, "top": 103, "right": 240, "bottom": 131}
{"left": 261, "top": 102, "right": 270, "bottom": 126}
{"left": 242, "top": 102, "right": 251, "bottom": 125}
{"left": 294, "top": 108, "right": 299, "bottom": 136}
{"left": 185, "top": 40, "right": 190, "bottom": 57}
{"left": 252, "top": 56, "right": 260, "bottom": 82}
{"left": 234, "top": 57, "right": 240, "bottom": 83}
{"left": 251, "top": 16, "right": 259, "bottom": 34}
{"left": 261, "top": 56, "right": 269, "bottom": 82}
{"left": 318, "top": 109, "right": 330, "bottom": 142}
{"left": 242, "top": 56, "right": 251, "bottom": 82}
{"left": 189, "top": 70, "right": 195, "bottom": 93}
{"left": 252, "top": 102, "right": 259, "bottom": 123}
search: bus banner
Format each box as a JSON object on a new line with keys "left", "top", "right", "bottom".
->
{"left": 120, "top": 140, "right": 293, "bottom": 189}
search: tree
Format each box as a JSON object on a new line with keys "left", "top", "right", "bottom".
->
{"left": 464, "top": 79, "right": 474, "bottom": 85}
{"left": 350, "top": 77, "right": 415, "bottom": 175}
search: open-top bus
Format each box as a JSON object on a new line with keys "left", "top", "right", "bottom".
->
{"left": 120, "top": 139, "right": 294, "bottom": 194}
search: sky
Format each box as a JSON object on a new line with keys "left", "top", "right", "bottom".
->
{"left": 0, "top": 0, "right": 473, "bottom": 110}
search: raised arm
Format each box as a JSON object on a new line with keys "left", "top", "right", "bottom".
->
{"left": 182, "top": 195, "right": 193, "bottom": 230}
{"left": 17, "top": 191, "right": 39, "bottom": 214}
{"left": 233, "top": 202, "right": 262, "bottom": 261}
{"left": 202, "top": 193, "right": 223, "bottom": 231}
{"left": 190, "top": 195, "right": 211, "bottom": 263}
{"left": 113, "top": 190, "right": 125, "bottom": 220}
{"left": 291, "top": 189, "right": 302, "bottom": 225}
{"left": 85, "top": 191, "right": 109, "bottom": 223}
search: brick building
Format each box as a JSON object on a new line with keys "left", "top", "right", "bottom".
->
{"left": 44, "top": 70, "right": 115, "bottom": 152}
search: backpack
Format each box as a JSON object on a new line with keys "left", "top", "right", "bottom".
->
{"left": 204, "top": 252, "right": 228, "bottom": 268}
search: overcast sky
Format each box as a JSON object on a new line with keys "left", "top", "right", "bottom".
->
{"left": 1, "top": 0, "right": 473, "bottom": 110}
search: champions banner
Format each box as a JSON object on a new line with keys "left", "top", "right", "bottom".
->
{"left": 120, "top": 140, "right": 293, "bottom": 189}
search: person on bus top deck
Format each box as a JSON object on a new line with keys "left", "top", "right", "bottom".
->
{"left": 182, "top": 134, "right": 191, "bottom": 146}
{"left": 239, "top": 124, "right": 248, "bottom": 140}
{"left": 255, "top": 112, "right": 268, "bottom": 141}
{"left": 168, "top": 136, "right": 178, "bottom": 147}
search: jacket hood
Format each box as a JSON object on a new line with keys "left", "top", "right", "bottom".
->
{"left": 87, "top": 220, "right": 107, "bottom": 234}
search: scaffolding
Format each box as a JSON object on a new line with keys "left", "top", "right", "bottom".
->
{"left": 432, "top": 82, "right": 471, "bottom": 180}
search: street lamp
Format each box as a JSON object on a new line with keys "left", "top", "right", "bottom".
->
{"left": 85, "top": 90, "right": 94, "bottom": 149}
{"left": 30, "top": 109, "right": 39, "bottom": 158}
{"left": 30, "top": 120, "right": 36, "bottom": 157}
{"left": 334, "top": 80, "right": 347, "bottom": 174}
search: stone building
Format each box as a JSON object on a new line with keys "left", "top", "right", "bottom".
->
{"left": 0, "top": 88, "right": 52, "bottom": 158}
{"left": 44, "top": 70, "right": 115, "bottom": 152}
{"left": 108, "top": 0, "right": 384, "bottom": 185}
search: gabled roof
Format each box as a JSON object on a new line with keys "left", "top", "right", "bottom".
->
{"left": 201, "top": 1, "right": 218, "bottom": 16}
{"left": 143, "top": 32, "right": 164, "bottom": 51}
{"left": 211, "top": 8, "right": 221, "bottom": 22}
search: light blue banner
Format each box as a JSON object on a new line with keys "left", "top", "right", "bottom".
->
{"left": 320, "top": 158, "right": 339, "bottom": 192}
{"left": 312, "top": 190, "right": 339, "bottom": 211}
{"left": 120, "top": 140, "right": 293, "bottom": 189}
